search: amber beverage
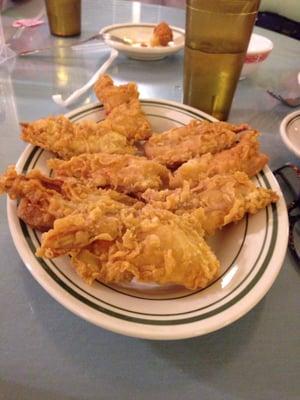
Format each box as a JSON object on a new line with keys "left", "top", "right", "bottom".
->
{"left": 183, "top": 0, "right": 260, "bottom": 120}
{"left": 45, "top": 0, "right": 81, "bottom": 37}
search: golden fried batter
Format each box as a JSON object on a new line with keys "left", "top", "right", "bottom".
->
{"left": 0, "top": 75, "right": 280, "bottom": 292}
{"left": 144, "top": 120, "right": 250, "bottom": 167}
{"left": 100, "top": 99, "right": 152, "bottom": 141}
{"left": 0, "top": 166, "right": 76, "bottom": 231}
{"left": 170, "top": 131, "right": 269, "bottom": 188}
{"left": 0, "top": 166, "right": 139, "bottom": 231}
{"left": 48, "top": 153, "right": 170, "bottom": 194}
{"left": 21, "top": 116, "right": 135, "bottom": 159}
{"left": 142, "top": 172, "right": 278, "bottom": 235}
{"left": 37, "top": 205, "right": 220, "bottom": 290}
{"left": 93, "top": 74, "right": 139, "bottom": 113}
{"left": 37, "top": 198, "right": 131, "bottom": 258}
{"left": 150, "top": 22, "right": 173, "bottom": 46}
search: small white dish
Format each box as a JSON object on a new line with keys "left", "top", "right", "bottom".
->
{"left": 241, "top": 33, "right": 273, "bottom": 79}
{"left": 100, "top": 23, "right": 185, "bottom": 61}
{"left": 280, "top": 110, "right": 300, "bottom": 158}
{"left": 7, "top": 100, "right": 288, "bottom": 340}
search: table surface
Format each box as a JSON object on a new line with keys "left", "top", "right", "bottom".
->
{"left": 1, "top": 1, "right": 299, "bottom": 399}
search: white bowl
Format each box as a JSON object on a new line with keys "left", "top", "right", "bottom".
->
{"left": 241, "top": 33, "right": 273, "bottom": 79}
{"left": 280, "top": 110, "right": 300, "bottom": 158}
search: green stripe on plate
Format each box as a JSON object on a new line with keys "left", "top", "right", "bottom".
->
{"left": 22, "top": 146, "right": 40, "bottom": 173}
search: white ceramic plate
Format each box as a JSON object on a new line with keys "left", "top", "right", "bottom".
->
{"left": 100, "top": 23, "right": 184, "bottom": 60}
{"left": 7, "top": 100, "right": 288, "bottom": 340}
{"left": 280, "top": 110, "right": 300, "bottom": 158}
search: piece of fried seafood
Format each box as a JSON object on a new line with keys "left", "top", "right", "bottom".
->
{"left": 144, "top": 120, "right": 251, "bottom": 167}
{"left": 170, "top": 131, "right": 269, "bottom": 188}
{"left": 0, "top": 166, "right": 139, "bottom": 232}
{"left": 100, "top": 99, "right": 152, "bottom": 141}
{"left": 93, "top": 76, "right": 152, "bottom": 140}
{"left": 93, "top": 74, "right": 139, "bottom": 113}
{"left": 21, "top": 116, "right": 135, "bottom": 159}
{"left": 150, "top": 22, "right": 173, "bottom": 47}
{"left": 48, "top": 153, "right": 171, "bottom": 194}
{"left": 142, "top": 172, "right": 279, "bottom": 235}
{"left": 37, "top": 205, "right": 220, "bottom": 290}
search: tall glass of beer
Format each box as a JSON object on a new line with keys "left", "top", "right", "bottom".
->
{"left": 183, "top": 0, "right": 260, "bottom": 120}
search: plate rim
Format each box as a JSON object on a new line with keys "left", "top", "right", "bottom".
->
{"left": 7, "top": 99, "right": 289, "bottom": 340}
{"left": 280, "top": 109, "right": 300, "bottom": 158}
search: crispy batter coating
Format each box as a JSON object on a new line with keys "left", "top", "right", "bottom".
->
{"left": 0, "top": 166, "right": 76, "bottom": 231}
{"left": 170, "top": 131, "right": 269, "bottom": 188}
{"left": 150, "top": 22, "right": 173, "bottom": 46}
{"left": 142, "top": 172, "right": 278, "bottom": 235}
{"left": 37, "top": 198, "right": 131, "bottom": 258}
{"left": 144, "top": 120, "right": 250, "bottom": 167}
{"left": 93, "top": 74, "right": 139, "bottom": 113}
{"left": 37, "top": 205, "right": 219, "bottom": 290}
{"left": 21, "top": 116, "right": 135, "bottom": 159}
{"left": 100, "top": 99, "right": 152, "bottom": 141}
{"left": 0, "top": 166, "right": 138, "bottom": 231}
{"left": 0, "top": 73, "right": 281, "bottom": 292}
{"left": 48, "top": 153, "right": 170, "bottom": 194}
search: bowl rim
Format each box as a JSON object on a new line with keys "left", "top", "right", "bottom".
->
{"left": 247, "top": 33, "right": 274, "bottom": 55}
{"left": 279, "top": 109, "right": 300, "bottom": 158}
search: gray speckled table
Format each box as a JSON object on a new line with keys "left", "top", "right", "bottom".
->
{"left": 0, "top": 1, "right": 299, "bottom": 399}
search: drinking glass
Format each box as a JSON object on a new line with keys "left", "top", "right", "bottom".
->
{"left": 45, "top": 0, "right": 81, "bottom": 37}
{"left": 183, "top": 0, "right": 260, "bottom": 120}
